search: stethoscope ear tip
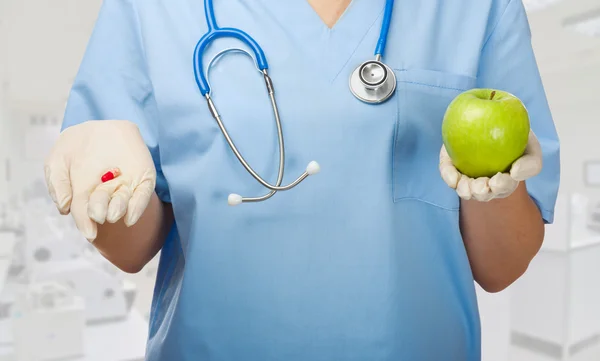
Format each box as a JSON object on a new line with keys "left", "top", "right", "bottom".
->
{"left": 306, "top": 161, "right": 321, "bottom": 176}
{"left": 228, "top": 194, "right": 243, "bottom": 206}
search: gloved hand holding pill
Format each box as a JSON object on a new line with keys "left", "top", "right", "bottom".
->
{"left": 44, "top": 120, "right": 157, "bottom": 242}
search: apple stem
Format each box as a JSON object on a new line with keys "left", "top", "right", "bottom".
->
{"left": 490, "top": 91, "right": 496, "bottom": 100}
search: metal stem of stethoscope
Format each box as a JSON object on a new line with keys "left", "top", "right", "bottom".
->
{"left": 349, "top": 0, "right": 396, "bottom": 104}
{"left": 204, "top": 49, "right": 320, "bottom": 206}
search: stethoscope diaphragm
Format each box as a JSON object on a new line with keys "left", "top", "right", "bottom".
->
{"left": 349, "top": 60, "right": 397, "bottom": 104}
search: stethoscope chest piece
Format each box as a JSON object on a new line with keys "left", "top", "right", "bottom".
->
{"left": 349, "top": 60, "right": 397, "bottom": 104}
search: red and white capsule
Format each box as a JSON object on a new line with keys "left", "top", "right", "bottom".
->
{"left": 101, "top": 168, "right": 121, "bottom": 183}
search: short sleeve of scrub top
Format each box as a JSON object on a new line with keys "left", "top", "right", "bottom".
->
{"left": 61, "top": 0, "right": 170, "bottom": 203}
{"left": 476, "top": 0, "right": 560, "bottom": 224}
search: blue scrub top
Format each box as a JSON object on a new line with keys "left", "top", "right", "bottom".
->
{"left": 63, "top": 0, "right": 560, "bottom": 360}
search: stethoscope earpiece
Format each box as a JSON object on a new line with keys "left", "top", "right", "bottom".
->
{"left": 227, "top": 160, "right": 321, "bottom": 207}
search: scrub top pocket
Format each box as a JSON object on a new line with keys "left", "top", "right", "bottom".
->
{"left": 392, "top": 69, "right": 477, "bottom": 210}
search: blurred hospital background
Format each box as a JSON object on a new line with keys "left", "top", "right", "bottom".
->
{"left": 0, "top": 0, "right": 599, "bottom": 360}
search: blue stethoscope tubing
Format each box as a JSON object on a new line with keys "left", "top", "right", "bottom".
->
{"left": 193, "top": 0, "right": 268, "bottom": 96}
{"left": 193, "top": 0, "right": 394, "bottom": 94}
{"left": 193, "top": 0, "right": 395, "bottom": 205}
{"left": 375, "top": 0, "right": 394, "bottom": 58}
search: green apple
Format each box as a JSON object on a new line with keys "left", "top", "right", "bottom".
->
{"left": 441, "top": 89, "right": 530, "bottom": 178}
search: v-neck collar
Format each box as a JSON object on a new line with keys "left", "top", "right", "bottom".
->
{"left": 324, "top": 0, "right": 386, "bottom": 82}
{"left": 266, "top": 0, "right": 387, "bottom": 83}
{"left": 305, "top": 0, "right": 356, "bottom": 30}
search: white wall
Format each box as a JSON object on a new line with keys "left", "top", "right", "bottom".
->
{"left": 1, "top": 0, "right": 102, "bottom": 105}
{"left": 542, "top": 62, "right": 600, "bottom": 194}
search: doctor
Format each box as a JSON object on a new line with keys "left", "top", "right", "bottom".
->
{"left": 44, "top": 0, "right": 559, "bottom": 360}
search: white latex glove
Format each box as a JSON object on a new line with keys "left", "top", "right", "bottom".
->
{"left": 439, "top": 130, "right": 543, "bottom": 202}
{"left": 44, "top": 120, "right": 156, "bottom": 241}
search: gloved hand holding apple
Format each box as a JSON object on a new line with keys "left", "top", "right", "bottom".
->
{"left": 439, "top": 89, "right": 543, "bottom": 202}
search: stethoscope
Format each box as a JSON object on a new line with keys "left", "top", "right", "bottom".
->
{"left": 194, "top": 0, "right": 396, "bottom": 206}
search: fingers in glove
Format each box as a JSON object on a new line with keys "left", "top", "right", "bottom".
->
{"left": 44, "top": 161, "right": 73, "bottom": 215}
{"left": 71, "top": 192, "right": 98, "bottom": 241}
{"left": 471, "top": 177, "right": 495, "bottom": 202}
{"left": 489, "top": 173, "right": 519, "bottom": 199}
{"left": 107, "top": 185, "right": 133, "bottom": 224}
{"left": 456, "top": 175, "right": 473, "bottom": 200}
{"left": 511, "top": 130, "right": 543, "bottom": 181}
{"left": 439, "top": 146, "right": 461, "bottom": 189}
{"left": 125, "top": 178, "right": 155, "bottom": 227}
{"left": 88, "top": 179, "right": 127, "bottom": 224}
